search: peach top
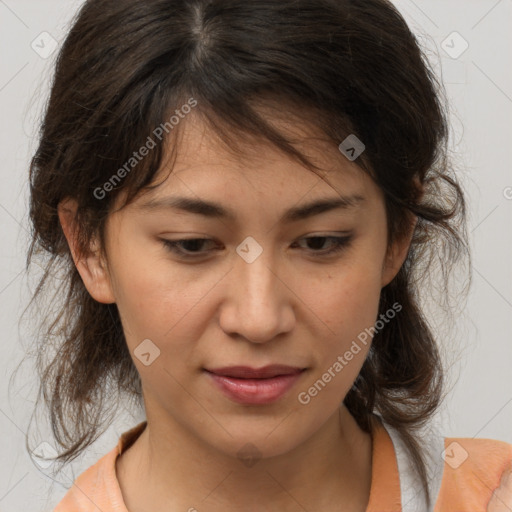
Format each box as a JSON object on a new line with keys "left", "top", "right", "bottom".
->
{"left": 53, "top": 417, "right": 512, "bottom": 511}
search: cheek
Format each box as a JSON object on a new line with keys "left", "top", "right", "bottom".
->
{"left": 110, "top": 249, "right": 218, "bottom": 355}
{"left": 301, "top": 261, "right": 383, "bottom": 337}
{"left": 294, "top": 270, "right": 381, "bottom": 410}
{"left": 107, "top": 247, "right": 174, "bottom": 335}
{"left": 297, "top": 256, "right": 383, "bottom": 394}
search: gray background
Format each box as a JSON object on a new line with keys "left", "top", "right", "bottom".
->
{"left": 1, "top": 0, "right": 511, "bottom": 509}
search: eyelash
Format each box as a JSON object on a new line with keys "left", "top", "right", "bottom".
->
{"left": 161, "top": 235, "right": 353, "bottom": 259}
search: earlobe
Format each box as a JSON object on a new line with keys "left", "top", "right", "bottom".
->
{"left": 381, "top": 214, "right": 417, "bottom": 288}
{"left": 58, "top": 198, "right": 116, "bottom": 304}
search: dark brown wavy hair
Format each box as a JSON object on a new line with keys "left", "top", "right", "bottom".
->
{"left": 20, "top": 0, "right": 470, "bottom": 506}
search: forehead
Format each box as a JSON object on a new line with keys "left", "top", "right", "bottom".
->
{"left": 133, "top": 110, "right": 379, "bottom": 211}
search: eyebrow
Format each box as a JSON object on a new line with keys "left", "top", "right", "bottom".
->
{"left": 138, "top": 194, "right": 365, "bottom": 223}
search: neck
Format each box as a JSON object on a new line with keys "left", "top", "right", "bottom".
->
{"left": 117, "top": 405, "right": 373, "bottom": 512}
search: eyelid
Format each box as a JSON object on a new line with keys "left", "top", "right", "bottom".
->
{"left": 160, "top": 233, "right": 354, "bottom": 259}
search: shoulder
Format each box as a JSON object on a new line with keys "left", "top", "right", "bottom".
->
{"left": 434, "top": 436, "right": 512, "bottom": 511}
{"left": 52, "top": 445, "right": 121, "bottom": 511}
{"left": 52, "top": 422, "right": 146, "bottom": 511}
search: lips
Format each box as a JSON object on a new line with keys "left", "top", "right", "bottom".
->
{"left": 204, "top": 365, "right": 306, "bottom": 405}
{"left": 206, "top": 364, "right": 305, "bottom": 379}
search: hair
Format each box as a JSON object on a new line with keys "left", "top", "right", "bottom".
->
{"left": 20, "top": 0, "right": 470, "bottom": 506}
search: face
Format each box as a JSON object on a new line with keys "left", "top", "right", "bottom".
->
{"left": 60, "top": 111, "right": 412, "bottom": 461}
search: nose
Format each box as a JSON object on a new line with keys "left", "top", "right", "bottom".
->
{"left": 219, "top": 243, "right": 295, "bottom": 344}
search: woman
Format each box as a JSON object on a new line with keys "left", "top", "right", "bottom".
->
{"left": 24, "top": 0, "right": 512, "bottom": 510}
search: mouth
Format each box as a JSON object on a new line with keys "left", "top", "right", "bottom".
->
{"left": 205, "top": 364, "right": 306, "bottom": 379}
{"left": 203, "top": 365, "right": 307, "bottom": 405}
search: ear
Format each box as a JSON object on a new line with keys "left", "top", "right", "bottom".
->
{"left": 380, "top": 213, "right": 417, "bottom": 288}
{"left": 58, "top": 198, "right": 116, "bottom": 304}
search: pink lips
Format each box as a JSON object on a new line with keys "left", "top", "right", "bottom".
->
{"left": 205, "top": 365, "right": 306, "bottom": 405}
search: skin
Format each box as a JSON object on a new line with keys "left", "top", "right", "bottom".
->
{"left": 58, "top": 110, "right": 415, "bottom": 512}
{"left": 487, "top": 462, "right": 512, "bottom": 511}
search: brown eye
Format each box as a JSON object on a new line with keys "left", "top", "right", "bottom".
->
{"left": 162, "top": 238, "right": 217, "bottom": 257}
{"left": 293, "top": 235, "right": 353, "bottom": 256}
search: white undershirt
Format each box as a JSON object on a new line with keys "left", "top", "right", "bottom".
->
{"left": 378, "top": 415, "right": 446, "bottom": 512}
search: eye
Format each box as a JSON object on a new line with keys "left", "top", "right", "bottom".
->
{"left": 161, "top": 234, "right": 353, "bottom": 260}
{"left": 161, "top": 238, "right": 218, "bottom": 258}
{"left": 292, "top": 235, "right": 353, "bottom": 256}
